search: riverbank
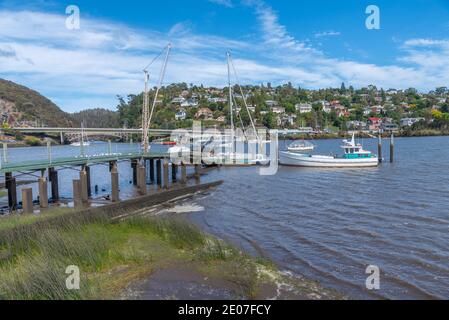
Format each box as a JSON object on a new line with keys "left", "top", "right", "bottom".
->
{"left": 0, "top": 184, "right": 345, "bottom": 300}
{"left": 281, "top": 129, "right": 449, "bottom": 141}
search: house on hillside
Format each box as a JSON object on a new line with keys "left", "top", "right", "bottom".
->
{"left": 271, "top": 106, "right": 285, "bottom": 114}
{"left": 175, "top": 109, "right": 187, "bottom": 121}
{"left": 195, "top": 108, "right": 213, "bottom": 120}
{"left": 295, "top": 103, "right": 312, "bottom": 113}
{"left": 367, "top": 117, "right": 382, "bottom": 131}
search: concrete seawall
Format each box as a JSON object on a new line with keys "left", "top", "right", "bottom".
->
{"left": 0, "top": 180, "right": 223, "bottom": 240}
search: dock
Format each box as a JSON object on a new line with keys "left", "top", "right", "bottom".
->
{"left": 1, "top": 150, "right": 206, "bottom": 213}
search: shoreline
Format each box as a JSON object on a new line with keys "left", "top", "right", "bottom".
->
{"left": 0, "top": 182, "right": 346, "bottom": 300}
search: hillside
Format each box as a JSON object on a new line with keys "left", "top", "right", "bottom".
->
{"left": 0, "top": 78, "right": 74, "bottom": 127}
{"left": 71, "top": 108, "right": 120, "bottom": 128}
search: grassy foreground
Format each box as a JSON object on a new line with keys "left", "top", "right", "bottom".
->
{"left": 0, "top": 207, "right": 344, "bottom": 300}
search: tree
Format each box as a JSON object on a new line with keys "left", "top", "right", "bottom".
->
{"left": 340, "top": 82, "right": 346, "bottom": 94}
{"left": 262, "top": 112, "right": 277, "bottom": 129}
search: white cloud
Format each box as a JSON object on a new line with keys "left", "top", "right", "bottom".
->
{"left": 208, "top": 0, "right": 234, "bottom": 8}
{"left": 1, "top": 5, "right": 449, "bottom": 113}
{"left": 314, "top": 31, "right": 341, "bottom": 38}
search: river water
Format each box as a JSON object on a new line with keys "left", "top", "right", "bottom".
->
{"left": 1, "top": 136, "right": 449, "bottom": 299}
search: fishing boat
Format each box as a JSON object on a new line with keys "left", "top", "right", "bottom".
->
{"left": 287, "top": 140, "right": 315, "bottom": 152}
{"left": 279, "top": 134, "right": 378, "bottom": 167}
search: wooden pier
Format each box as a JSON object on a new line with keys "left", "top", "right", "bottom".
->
{"left": 1, "top": 151, "right": 204, "bottom": 213}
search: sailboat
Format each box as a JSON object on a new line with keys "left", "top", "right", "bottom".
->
{"left": 71, "top": 123, "right": 90, "bottom": 147}
{"left": 203, "top": 52, "right": 268, "bottom": 165}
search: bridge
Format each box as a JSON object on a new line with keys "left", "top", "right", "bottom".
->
{"left": 11, "top": 127, "right": 176, "bottom": 135}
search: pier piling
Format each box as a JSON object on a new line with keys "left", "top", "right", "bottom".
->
{"left": 21, "top": 188, "right": 33, "bottom": 213}
{"left": 138, "top": 165, "right": 147, "bottom": 195}
{"left": 38, "top": 177, "right": 48, "bottom": 208}
{"left": 156, "top": 159, "right": 162, "bottom": 187}
{"left": 194, "top": 164, "right": 201, "bottom": 183}
{"left": 111, "top": 162, "right": 119, "bottom": 202}
{"left": 181, "top": 164, "right": 187, "bottom": 185}
{"left": 131, "top": 159, "right": 138, "bottom": 186}
{"left": 163, "top": 161, "right": 169, "bottom": 189}
{"left": 390, "top": 133, "right": 394, "bottom": 163}
{"left": 149, "top": 159, "right": 155, "bottom": 183}
{"left": 49, "top": 168, "right": 59, "bottom": 201}
{"left": 378, "top": 134, "right": 382, "bottom": 164}
{"left": 5, "top": 172, "right": 17, "bottom": 211}
{"left": 172, "top": 163, "right": 178, "bottom": 183}
{"left": 85, "top": 166, "right": 92, "bottom": 197}
{"left": 22, "top": 188, "right": 33, "bottom": 214}
{"left": 80, "top": 168, "right": 88, "bottom": 203}
{"left": 73, "top": 180, "right": 82, "bottom": 209}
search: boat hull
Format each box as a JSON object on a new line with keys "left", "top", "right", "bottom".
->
{"left": 279, "top": 151, "right": 379, "bottom": 168}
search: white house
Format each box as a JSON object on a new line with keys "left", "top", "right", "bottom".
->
{"left": 171, "top": 97, "right": 185, "bottom": 104}
{"left": 271, "top": 106, "right": 285, "bottom": 114}
{"left": 400, "top": 117, "right": 425, "bottom": 127}
{"left": 295, "top": 103, "right": 312, "bottom": 113}
{"left": 175, "top": 109, "right": 187, "bottom": 121}
{"left": 181, "top": 99, "right": 198, "bottom": 107}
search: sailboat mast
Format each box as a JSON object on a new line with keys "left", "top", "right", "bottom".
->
{"left": 227, "top": 51, "right": 234, "bottom": 152}
{"left": 142, "top": 71, "right": 150, "bottom": 153}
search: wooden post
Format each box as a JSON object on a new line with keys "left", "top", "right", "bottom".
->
{"left": 5, "top": 172, "right": 17, "bottom": 211}
{"left": 181, "top": 164, "right": 187, "bottom": 185}
{"left": 38, "top": 177, "right": 48, "bottom": 208}
{"left": 149, "top": 158, "right": 155, "bottom": 183}
{"left": 73, "top": 180, "right": 82, "bottom": 209}
{"left": 194, "top": 164, "right": 201, "bottom": 183}
{"left": 377, "top": 134, "right": 382, "bottom": 164}
{"left": 172, "top": 163, "right": 178, "bottom": 183}
{"left": 138, "top": 165, "right": 147, "bottom": 195}
{"left": 80, "top": 168, "right": 88, "bottom": 203}
{"left": 156, "top": 159, "right": 162, "bottom": 187}
{"left": 22, "top": 188, "right": 33, "bottom": 214}
{"left": 49, "top": 168, "right": 59, "bottom": 201}
{"left": 111, "top": 162, "right": 119, "bottom": 202}
{"left": 131, "top": 159, "right": 138, "bottom": 186}
{"left": 85, "top": 166, "right": 92, "bottom": 197}
{"left": 163, "top": 161, "right": 169, "bottom": 189}
{"left": 390, "top": 133, "right": 394, "bottom": 163}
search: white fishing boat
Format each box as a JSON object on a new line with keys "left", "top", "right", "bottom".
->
{"left": 279, "top": 134, "right": 378, "bottom": 168}
{"left": 287, "top": 140, "right": 315, "bottom": 152}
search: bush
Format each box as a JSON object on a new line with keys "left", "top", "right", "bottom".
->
{"left": 24, "top": 136, "right": 42, "bottom": 146}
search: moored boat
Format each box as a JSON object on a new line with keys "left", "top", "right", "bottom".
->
{"left": 279, "top": 134, "right": 378, "bottom": 167}
{"left": 287, "top": 140, "right": 315, "bottom": 152}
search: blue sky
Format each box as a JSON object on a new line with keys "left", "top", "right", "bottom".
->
{"left": 1, "top": 0, "right": 449, "bottom": 112}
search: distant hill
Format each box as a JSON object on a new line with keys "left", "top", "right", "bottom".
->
{"left": 71, "top": 108, "right": 120, "bottom": 128}
{"left": 0, "top": 78, "right": 74, "bottom": 127}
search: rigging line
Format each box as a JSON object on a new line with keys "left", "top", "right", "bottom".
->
{"left": 148, "top": 43, "right": 172, "bottom": 131}
{"left": 228, "top": 53, "right": 258, "bottom": 141}
{"left": 232, "top": 95, "right": 248, "bottom": 141}
{"left": 143, "top": 45, "right": 168, "bottom": 72}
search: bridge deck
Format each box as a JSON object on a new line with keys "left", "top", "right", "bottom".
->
{"left": 0, "top": 152, "right": 169, "bottom": 173}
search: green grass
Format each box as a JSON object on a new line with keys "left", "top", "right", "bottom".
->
{"left": 0, "top": 207, "right": 74, "bottom": 232}
{"left": 0, "top": 206, "right": 344, "bottom": 300}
